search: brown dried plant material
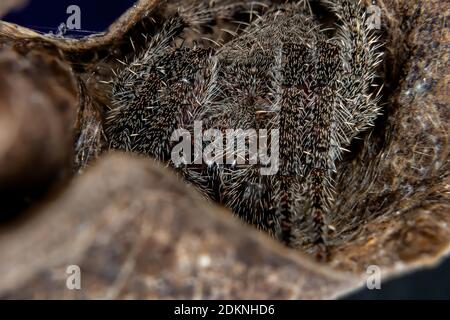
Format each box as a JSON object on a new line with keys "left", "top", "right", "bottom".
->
{"left": 0, "top": 0, "right": 160, "bottom": 59}
{"left": 0, "top": 0, "right": 27, "bottom": 18}
{"left": 329, "top": 0, "right": 450, "bottom": 273}
{"left": 0, "top": 44, "right": 78, "bottom": 216}
{"left": 0, "top": 0, "right": 448, "bottom": 299}
{"left": 0, "top": 153, "right": 357, "bottom": 299}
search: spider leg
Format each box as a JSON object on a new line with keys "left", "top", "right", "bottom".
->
{"left": 320, "top": 0, "right": 383, "bottom": 146}
{"left": 177, "top": 0, "right": 274, "bottom": 48}
{"left": 202, "top": 45, "right": 282, "bottom": 235}
{"left": 179, "top": 1, "right": 272, "bottom": 25}
{"left": 106, "top": 14, "right": 217, "bottom": 161}
{"left": 203, "top": 88, "right": 279, "bottom": 233}
{"left": 273, "top": 41, "right": 340, "bottom": 258}
{"left": 105, "top": 15, "right": 185, "bottom": 152}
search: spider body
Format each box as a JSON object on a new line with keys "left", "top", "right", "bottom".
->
{"left": 106, "top": 0, "right": 382, "bottom": 257}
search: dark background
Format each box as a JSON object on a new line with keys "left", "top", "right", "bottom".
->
{"left": 2, "top": 0, "right": 449, "bottom": 300}
{"left": 3, "top": 0, "right": 135, "bottom": 37}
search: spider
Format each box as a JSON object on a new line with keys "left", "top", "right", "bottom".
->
{"left": 105, "top": 0, "right": 382, "bottom": 259}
